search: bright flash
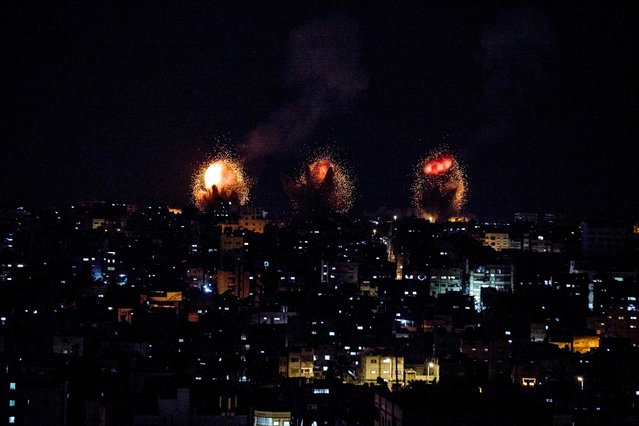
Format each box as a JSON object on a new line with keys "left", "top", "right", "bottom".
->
{"left": 203, "top": 160, "right": 237, "bottom": 189}
{"left": 412, "top": 148, "right": 467, "bottom": 222}
{"left": 424, "top": 155, "right": 453, "bottom": 175}
{"left": 192, "top": 154, "right": 250, "bottom": 209}
{"left": 309, "top": 159, "right": 332, "bottom": 185}
{"left": 282, "top": 150, "right": 355, "bottom": 216}
{"left": 204, "top": 162, "right": 224, "bottom": 188}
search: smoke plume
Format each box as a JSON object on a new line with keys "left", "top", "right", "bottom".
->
{"left": 240, "top": 14, "right": 368, "bottom": 164}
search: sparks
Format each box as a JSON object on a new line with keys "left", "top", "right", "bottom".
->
{"left": 412, "top": 148, "right": 467, "bottom": 223}
{"left": 193, "top": 153, "right": 251, "bottom": 210}
{"left": 282, "top": 150, "right": 355, "bottom": 216}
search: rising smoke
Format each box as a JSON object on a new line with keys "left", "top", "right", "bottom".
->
{"left": 240, "top": 14, "right": 368, "bottom": 164}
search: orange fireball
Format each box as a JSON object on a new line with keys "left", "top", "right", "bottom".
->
{"left": 412, "top": 149, "right": 467, "bottom": 223}
{"left": 193, "top": 155, "right": 250, "bottom": 209}
{"left": 423, "top": 155, "right": 453, "bottom": 175}
{"left": 309, "top": 159, "right": 332, "bottom": 185}
{"left": 282, "top": 152, "right": 354, "bottom": 216}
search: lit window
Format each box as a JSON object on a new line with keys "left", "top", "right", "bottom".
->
{"left": 9, "top": 383, "right": 15, "bottom": 390}
{"left": 9, "top": 400, "right": 15, "bottom": 407}
{"left": 9, "top": 417, "right": 15, "bottom": 424}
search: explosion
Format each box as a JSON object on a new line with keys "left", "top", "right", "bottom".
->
{"left": 412, "top": 149, "right": 467, "bottom": 222}
{"left": 282, "top": 153, "right": 354, "bottom": 216}
{"left": 193, "top": 155, "right": 250, "bottom": 210}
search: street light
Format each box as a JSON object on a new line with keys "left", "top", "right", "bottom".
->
{"left": 577, "top": 376, "right": 584, "bottom": 390}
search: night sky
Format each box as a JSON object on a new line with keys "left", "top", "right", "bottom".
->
{"left": 2, "top": 2, "right": 638, "bottom": 218}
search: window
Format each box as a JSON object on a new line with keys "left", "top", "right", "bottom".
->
{"left": 9, "top": 400, "right": 15, "bottom": 407}
{"left": 9, "top": 417, "right": 15, "bottom": 424}
{"left": 9, "top": 383, "right": 16, "bottom": 390}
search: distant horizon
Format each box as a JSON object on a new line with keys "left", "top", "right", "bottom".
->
{"left": 1, "top": 199, "right": 636, "bottom": 224}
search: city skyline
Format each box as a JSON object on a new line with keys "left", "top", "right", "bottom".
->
{"left": 0, "top": 197, "right": 637, "bottom": 425}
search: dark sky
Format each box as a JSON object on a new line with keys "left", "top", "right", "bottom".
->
{"left": 2, "top": 2, "right": 638, "bottom": 219}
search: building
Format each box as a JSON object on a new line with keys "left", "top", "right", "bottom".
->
{"left": 142, "top": 291, "right": 183, "bottom": 313}
{"left": 279, "top": 348, "right": 314, "bottom": 379}
{"left": 405, "top": 360, "right": 440, "bottom": 384}
{"left": 528, "top": 234, "right": 553, "bottom": 253}
{"left": 52, "top": 336, "right": 84, "bottom": 356}
{"left": 429, "top": 267, "right": 463, "bottom": 296}
{"left": 548, "top": 335, "right": 600, "bottom": 354}
{"left": 320, "top": 261, "right": 358, "bottom": 285}
{"left": 361, "top": 355, "right": 404, "bottom": 387}
{"left": 423, "top": 315, "right": 453, "bottom": 334}
{"left": 606, "top": 293, "right": 639, "bottom": 344}
{"left": 220, "top": 234, "right": 244, "bottom": 251}
{"left": 237, "top": 215, "right": 269, "bottom": 234}
{"left": 530, "top": 323, "right": 547, "bottom": 342}
{"left": 253, "top": 410, "right": 291, "bottom": 426}
{"left": 216, "top": 268, "right": 251, "bottom": 299}
{"left": 484, "top": 232, "right": 510, "bottom": 251}
{"left": 220, "top": 206, "right": 270, "bottom": 234}
{"left": 252, "top": 308, "right": 297, "bottom": 325}
{"left": 469, "top": 265, "right": 514, "bottom": 310}
{"left": 580, "top": 222, "right": 629, "bottom": 256}
{"left": 185, "top": 267, "right": 211, "bottom": 287}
